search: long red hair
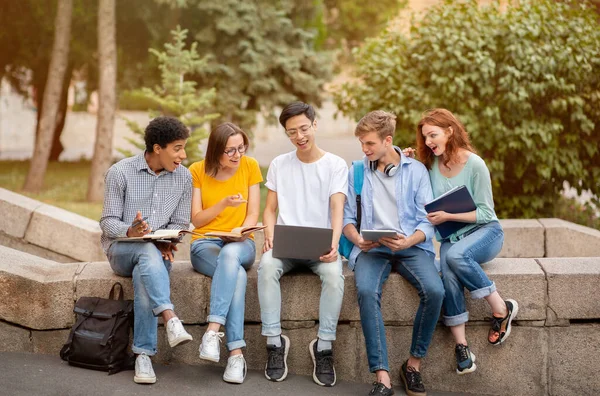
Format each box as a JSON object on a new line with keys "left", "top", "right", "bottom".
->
{"left": 416, "top": 108, "right": 476, "bottom": 170}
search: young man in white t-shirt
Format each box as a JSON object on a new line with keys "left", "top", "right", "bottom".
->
{"left": 258, "top": 101, "right": 348, "bottom": 387}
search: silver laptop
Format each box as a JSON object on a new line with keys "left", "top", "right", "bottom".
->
{"left": 272, "top": 225, "right": 333, "bottom": 261}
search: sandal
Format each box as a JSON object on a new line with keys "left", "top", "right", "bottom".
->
{"left": 488, "top": 299, "right": 519, "bottom": 345}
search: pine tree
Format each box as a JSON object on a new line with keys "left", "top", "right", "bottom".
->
{"left": 119, "top": 26, "right": 218, "bottom": 164}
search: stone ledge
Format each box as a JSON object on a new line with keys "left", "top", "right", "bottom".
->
{"left": 0, "top": 244, "right": 555, "bottom": 329}
{"left": 24, "top": 204, "right": 105, "bottom": 262}
{"left": 0, "top": 247, "right": 78, "bottom": 329}
{"left": 538, "top": 257, "right": 600, "bottom": 320}
{"left": 539, "top": 218, "right": 600, "bottom": 257}
{"left": 0, "top": 188, "right": 41, "bottom": 239}
{"left": 498, "top": 219, "right": 545, "bottom": 258}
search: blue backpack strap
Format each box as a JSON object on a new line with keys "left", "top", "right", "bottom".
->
{"left": 352, "top": 160, "right": 364, "bottom": 230}
{"left": 353, "top": 160, "right": 364, "bottom": 194}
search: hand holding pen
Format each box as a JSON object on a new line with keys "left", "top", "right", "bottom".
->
{"left": 127, "top": 211, "right": 152, "bottom": 237}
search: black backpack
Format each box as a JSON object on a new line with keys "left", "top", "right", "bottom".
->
{"left": 60, "top": 282, "right": 135, "bottom": 374}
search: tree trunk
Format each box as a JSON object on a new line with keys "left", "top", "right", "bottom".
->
{"left": 49, "top": 63, "right": 73, "bottom": 161}
{"left": 87, "top": 0, "right": 116, "bottom": 202}
{"left": 23, "top": 0, "right": 73, "bottom": 192}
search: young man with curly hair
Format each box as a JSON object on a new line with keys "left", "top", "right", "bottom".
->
{"left": 100, "top": 116, "right": 194, "bottom": 384}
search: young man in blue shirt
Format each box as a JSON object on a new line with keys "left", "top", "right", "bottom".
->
{"left": 342, "top": 111, "right": 444, "bottom": 396}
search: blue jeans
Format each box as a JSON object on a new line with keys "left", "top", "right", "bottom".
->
{"left": 355, "top": 246, "right": 444, "bottom": 372}
{"left": 190, "top": 238, "right": 255, "bottom": 350}
{"left": 440, "top": 221, "right": 504, "bottom": 326}
{"left": 108, "top": 242, "right": 174, "bottom": 356}
{"left": 257, "top": 249, "right": 344, "bottom": 341}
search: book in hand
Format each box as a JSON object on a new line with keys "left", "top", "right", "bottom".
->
{"left": 204, "top": 225, "right": 267, "bottom": 238}
{"left": 115, "top": 229, "right": 202, "bottom": 243}
{"left": 424, "top": 185, "right": 477, "bottom": 239}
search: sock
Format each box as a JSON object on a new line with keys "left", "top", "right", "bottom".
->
{"left": 317, "top": 338, "right": 332, "bottom": 352}
{"left": 267, "top": 335, "right": 282, "bottom": 347}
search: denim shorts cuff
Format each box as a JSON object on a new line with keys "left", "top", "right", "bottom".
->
{"left": 132, "top": 346, "right": 156, "bottom": 356}
{"left": 261, "top": 324, "right": 281, "bottom": 337}
{"left": 370, "top": 365, "right": 389, "bottom": 373}
{"left": 317, "top": 330, "right": 337, "bottom": 341}
{"left": 470, "top": 282, "right": 496, "bottom": 299}
{"left": 227, "top": 340, "right": 246, "bottom": 351}
{"left": 443, "top": 312, "right": 469, "bottom": 326}
{"left": 152, "top": 303, "right": 174, "bottom": 316}
{"left": 207, "top": 315, "right": 226, "bottom": 325}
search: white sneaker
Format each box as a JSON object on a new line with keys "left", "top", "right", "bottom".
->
{"left": 134, "top": 353, "right": 156, "bottom": 384}
{"left": 166, "top": 317, "right": 193, "bottom": 348}
{"left": 199, "top": 330, "right": 224, "bottom": 362}
{"left": 223, "top": 354, "right": 247, "bottom": 384}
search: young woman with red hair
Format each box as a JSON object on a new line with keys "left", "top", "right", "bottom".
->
{"left": 416, "top": 108, "right": 518, "bottom": 375}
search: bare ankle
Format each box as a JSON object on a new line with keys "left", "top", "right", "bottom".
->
{"left": 407, "top": 356, "right": 421, "bottom": 371}
{"left": 375, "top": 370, "right": 392, "bottom": 388}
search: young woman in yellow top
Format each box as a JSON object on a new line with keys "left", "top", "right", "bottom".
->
{"left": 189, "top": 122, "right": 263, "bottom": 384}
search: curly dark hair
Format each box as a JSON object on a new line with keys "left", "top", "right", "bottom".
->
{"left": 144, "top": 116, "right": 190, "bottom": 152}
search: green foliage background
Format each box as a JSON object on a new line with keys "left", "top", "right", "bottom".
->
{"left": 119, "top": 27, "right": 218, "bottom": 164}
{"left": 336, "top": 0, "right": 600, "bottom": 218}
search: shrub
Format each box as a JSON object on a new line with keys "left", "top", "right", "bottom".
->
{"left": 118, "top": 89, "right": 160, "bottom": 112}
{"left": 336, "top": 0, "right": 600, "bottom": 218}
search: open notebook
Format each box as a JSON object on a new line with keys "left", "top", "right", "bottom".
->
{"left": 115, "top": 229, "right": 202, "bottom": 243}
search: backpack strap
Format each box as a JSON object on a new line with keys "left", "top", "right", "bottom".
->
{"left": 109, "top": 282, "right": 124, "bottom": 301}
{"left": 352, "top": 161, "right": 364, "bottom": 231}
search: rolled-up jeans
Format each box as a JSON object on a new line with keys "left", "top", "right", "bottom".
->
{"left": 440, "top": 221, "right": 504, "bottom": 327}
{"left": 257, "top": 249, "right": 344, "bottom": 341}
{"left": 108, "top": 241, "right": 174, "bottom": 356}
{"left": 354, "top": 245, "right": 444, "bottom": 373}
{"left": 190, "top": 238, "right": 255, "bottom": 351}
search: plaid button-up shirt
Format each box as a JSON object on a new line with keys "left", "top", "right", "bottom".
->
{"left": 99, "top": 153, "right": 192, "bottom": 254}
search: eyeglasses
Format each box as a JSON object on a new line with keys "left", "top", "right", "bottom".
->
{"left": 285, "top": 124, "right": 313, "bottom": 138}
{"left": 224, "top": 145, "right": 248, "bottom": 157}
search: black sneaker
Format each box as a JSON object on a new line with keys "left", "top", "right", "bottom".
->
{"left": 455, "top": 344, "right": 477, "bottom": 375}
{"left": 488, "top": 299, "right": 519, "bottom": 345}
{"left": 309, "top": 339, "right": 336, "bottom": 386}
{"left": 368, "top": 381, "right": 395, "bottom": 395}
{"left": 400, "top": 361, "right": 426, "bottom": 396}
{"left": 264, "top": 334, "right": 290, "bottom": 382}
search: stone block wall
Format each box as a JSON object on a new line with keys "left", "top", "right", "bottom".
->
{"left": 1, "top": 244, "right": 600, "bottom": 395}
{"left": 1, "top": 189, "right": 600, "bottom": 395}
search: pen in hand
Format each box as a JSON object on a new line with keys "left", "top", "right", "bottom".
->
{"left": 132, "top": 216, "right": 149, "bottom": 228}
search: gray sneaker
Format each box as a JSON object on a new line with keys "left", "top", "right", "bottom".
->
{"left": 134, "top": 353, "right": 156, "bottom": 384}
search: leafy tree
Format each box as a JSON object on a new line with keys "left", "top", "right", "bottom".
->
{"left": 0, "top": 0, "right": 177, "bottom": 160}
{"left": 322, "top": 0, "right": 406, "bottom": 50}
{"left": 176, "top": 0, "right": 332, "bottom": 131}
{"left": 336, "top": 0, "right": 600, "bottom": 218}
{"left": 119, "top": 27, "right": 218, "bottom": 165}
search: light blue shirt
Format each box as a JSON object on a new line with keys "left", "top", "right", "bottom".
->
{"left": 343, "top": 148, "right": 435, "bottom": 270}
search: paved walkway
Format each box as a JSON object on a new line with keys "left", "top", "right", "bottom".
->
{"left": 0, "top": 352, "right": 478, "bottom": 396}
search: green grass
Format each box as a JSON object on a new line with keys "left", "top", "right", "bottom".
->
{"left": 0, "top": 161, "right": 269, "bottom": 222}
{"left": 0, "top": 161, "right": 104, "bottom": 220}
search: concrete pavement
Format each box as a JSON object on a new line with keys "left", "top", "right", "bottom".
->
{"left": 0, "top": 352, "right": 480, "bottom": 396}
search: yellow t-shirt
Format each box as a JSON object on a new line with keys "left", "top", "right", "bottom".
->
{"left": 189, "top": 156, "right": 263, "bottom": 241}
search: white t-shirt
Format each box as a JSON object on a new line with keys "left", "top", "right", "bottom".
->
{"left": 265, "top": 151, "right": 348, "bottom": 228}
